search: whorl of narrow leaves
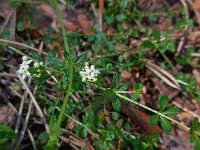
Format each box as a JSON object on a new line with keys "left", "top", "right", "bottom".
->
{"left": 131, "top": 83, "right": 143, "bottom": 101}
{"left": 47, "top": 50, "right": 64, "bottom": 67}
{"left": 149, "top": 95, "right": 180, "bottom": 132}
{"left": 103, "top": 89, "right": 121, "bottom": 112}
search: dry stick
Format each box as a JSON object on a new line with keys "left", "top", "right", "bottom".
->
{"left": 2, "top": 98, "right": 37, "bottom": 150}
{"left": 91, "top": 3, "right": 98, "bottom": 17}
{"left": 172, "top": 101, "right": 200, "bottom": 120}
{"left": 145, "top": 64, "right": 179, "bottom": 89}
{"left": 191, "top": 53, "right": 200, "bottom": 57}
{"left": 145, "top": 60, "right": 180, "bottom": 87}
{"left": 27, "top": 129, "right": 37, "bottom": 150}
{"left": 99, "top": 0, "right": 104, "bottom": 31}
{"left": 15, "top": 78, "right": 31, "bottom": 134}
{"left": 15, "top": 101, "right": 33, "bottom": 150}
{"left": 16, "top": 73, "right": 50, "bottom": 133}
{"left": 0, "top": 39, "right": 48, "bottom": 55}
{"left": 9, "top": 9, "right": 16, "bottom": 40}
{"left": 0, "top": 72, "right": 17, "bottom": 77}
{"left": 15, "top": 79, "right": 38, "bottom": 150}
{"left": 176, "top": 0, "right": 189, "bottom": 56}
{"left": 0, "top": 10, "right": 13, "bottom": 36}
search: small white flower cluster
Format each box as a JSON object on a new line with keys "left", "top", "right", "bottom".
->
{"left": 18, "top": 56, "right": 32, "bottom": 79}
{"left": 18, "top": 56, "right": 44, "bottom": 79}
{"left": 80, "top": 62, "right": 100, "bottom": 82}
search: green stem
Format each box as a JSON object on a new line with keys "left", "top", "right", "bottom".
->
{"left": 115, "top": 93, "right": 190, "bottom": 132}
{"left": 53, "top": 0, "right": 70, "bottom": 55}
{"left": 53, "top": 62, "right": 74, "bottom": 136}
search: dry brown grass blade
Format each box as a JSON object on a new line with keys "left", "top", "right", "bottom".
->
{"left": 145, "top": 60, "right": 180, "bottom": 89}
{"left": 16, "top": 72, "right": 49, "bottom": 133}
{"left": 191, "top": 53, "right": 200, "bottom": 57}
{"left": 145, "top": 60, "right": 180, "bottom": 88}
{"left": 0, "top": 39, "right": 48, "bottom": 55}
{"left": 99, "top": 0, "right": 104, "bottom": 31}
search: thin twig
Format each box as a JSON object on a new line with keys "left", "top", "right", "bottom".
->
{"left": 191, "top": 53, "right": 200, "bottom": 57}
{"left": 15, "top": 101, "right": 33, "bottom": 150}
{"left": 2, "top": 98, "right": 37, "bottom": 150}
{"left": 15, "top": 78, "right": 31, "bottom": 134}
{"left": 99, "top": 0, "right": 104, "bottom": 31}
{"left": 0, "top": 39, "right": 48, "bottom": 55}
{"left": 0, "top": 72, "right": 17, "bottom": 77}
{"left": 172, "top": 101, "right": 200, "bottom": 120}
{"left": 0, "top": 11, "right": 13, "bottom": 36}
{"left": 16, "top": 72, "right": 49, "bottom": 133}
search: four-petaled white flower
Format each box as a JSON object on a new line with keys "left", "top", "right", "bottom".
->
{"left": 80, "top": 62, "right": 100, "bottom": 82}
{"left": 18, "top": 56, "right": 32, "bottom": 79}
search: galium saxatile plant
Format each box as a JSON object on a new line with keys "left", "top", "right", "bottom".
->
{"left": 11, "top": 1, "right": 200, "bottom": 149}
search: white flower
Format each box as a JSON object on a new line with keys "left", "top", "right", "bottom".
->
{"left": 34, "top": 62, "right": 40, "bottom": 68}
{"left": 22, "top": 56, "right": 28, "bottom": 61}
{"left": 79, "top": 62, "right": 100, "bottom": 83}
{"left": 90, "top": 65, "right": 95, "bottom": 70}
{"left": 39, "top": 62, "right": 44, "bottom": 66}
{"left": 18, "top": 56, "right": 33, "bottom": 80}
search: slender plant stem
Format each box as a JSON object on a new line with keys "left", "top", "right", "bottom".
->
{"left": 115, "top": 93, "right": 190, "bottom": 132}
{"left": 48, "top": 0, "right": 74, "bottom": 143}
{"left": 53, "top": 63, "right": 74, "bottom": 136}
{"left": 53, "top": 0, "right": 70, "bottom": 55}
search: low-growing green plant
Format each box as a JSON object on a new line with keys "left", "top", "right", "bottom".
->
{"left": 1, "top": 0, "right": 200, "bottom": 150}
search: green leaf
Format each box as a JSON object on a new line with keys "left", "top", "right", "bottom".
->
{"left": 0, "top": 125, "right": 17, "bottom": 146}
{"left": 131, "top": 92, "right": 141, "bottom": 101}
{"left": 116, "top": 14, "right": 125, "bottom": 22}
{"left": 162, "top": 106, "right": 180, "bottom": 116}
{"left": 103, "top": 89, "right": 115, "bottom": 100}
{"left": 76, "top": 51, "right": 86, "bottom": 64}
{"left": 113, "top": 73, "right": 120, "bottom": 88}
{"left": 112, "top": 98, "right": 121, "bottom": 112}
{"left": 112, "top": 112, "right": 120, "bottom": 120}
{"left": 81, "top": 129, "right": 88, "bottom": 138}
{"left": 17, "top": 20, "right": 25, "bottom": 31}
{"left": 160, "top": 117, "right": 172, "bottom": 132}
{"left": 152, "top": 29, "right": 160, "bottom": 40}
{"left": 133, "top": 83, "right": 143, "bottom": 91}
{"left": 29, "top": 51, "right": 43, "bottom": 62}
{"left": 140, "top": 40, "right": 155, "bottom": 49}
{"left": 159, "top": 95, "right": 169, "bottom": 111}
{"left": 118, "top": 83, "right": 128, "bottom": 91}
{"left": 47, "top": 50, "right": 64, "bottom": 67}
{"left": 38, "top": 132, "right": 48, "bottom": 141}
{"left": 149, "top": 114, "right": 159, "bottom": 125}
{"left": 190, "top": 118, "right": 200, "bottom": 146}
{"left": 120, "top": 0, "right": 128, "bottom": 9}
{"left": 131, "top": 83, "right": 143, "bottom": 101}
